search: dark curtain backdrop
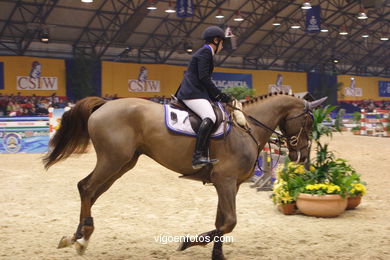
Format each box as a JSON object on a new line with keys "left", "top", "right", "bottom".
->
{"left": 65, "top": 57, "right": 101, "bottom": 102}
{"left": 0, "top": 62, "right": 4, "bottom": 90}
{"left": 307, "top": 72, "right": 338, "bottom": 105}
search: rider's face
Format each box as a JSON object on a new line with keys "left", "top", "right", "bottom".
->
{"left": 217, "top": 40, "right": 224, "bottom": 53}
{"left": 214, "top": 38, "right": 223, "bottom": 54}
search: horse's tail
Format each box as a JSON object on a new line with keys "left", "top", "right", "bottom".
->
{"left": 43, "top": 97, "right": 107, "bottom": 169}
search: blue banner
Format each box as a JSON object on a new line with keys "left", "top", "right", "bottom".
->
{"left": 305, "top": 5, "right": 321, "bottom": 33}
{"left": 212, "top": 72, "right": 252, "bottom": 90}
{"left": 176, "top": 0, "right": 194, "bottom": 18}
{"left": 0, "top": 116, "right": 50, "bottom": 153}
{"left": 0, "top": 131, "right": 49, "bottom": 153}
{"left": 379, "top": 81, "right": 390, "bottom": 97}
{"left": 0, "top": 62, "right": 4, "bottom": 90}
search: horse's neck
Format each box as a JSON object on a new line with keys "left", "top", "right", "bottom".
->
{"left": 243, "top": 96, "right": 301, "bottom": 145}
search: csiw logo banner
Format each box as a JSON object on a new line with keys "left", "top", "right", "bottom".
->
{"left": 17, "top": 61, "right": 58, "bottom": 90}
{"left": 128, "top": 66, "right": 160, "bottom": 92}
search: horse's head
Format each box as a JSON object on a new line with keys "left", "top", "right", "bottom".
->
{"left": 279, "top": 97, "right": 327, "bottom": 163}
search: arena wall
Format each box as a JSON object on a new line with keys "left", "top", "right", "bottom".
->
{"left": 101, "top": 61, "right": 307, "bottom": 98}
{"left": 0, "top": 56, "right": 66, "bottom": 96}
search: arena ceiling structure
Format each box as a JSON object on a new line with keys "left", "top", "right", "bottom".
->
{"left": 0, "top": 0, "right": 389, "bottom": 76}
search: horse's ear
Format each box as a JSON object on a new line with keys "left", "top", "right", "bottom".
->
{"left": 308, "top": 97, "right": 328, "bottom": 110}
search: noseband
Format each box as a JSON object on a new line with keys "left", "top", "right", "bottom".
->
{"left": 283, "top": 111, "right": 312, "bottom": 152}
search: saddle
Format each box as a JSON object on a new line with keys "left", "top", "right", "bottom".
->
{"left": 169, "top": 96, "right": 225, "bottom": 134}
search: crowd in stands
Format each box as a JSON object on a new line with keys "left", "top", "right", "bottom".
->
{"left": 149, "top": 95, "right": 170, "bottom": 104}
{"left": 341, "top": 99, "right": 390, "bottom": 112}
{"left": 0, "top": 92, "right": 72, "bottom": 116}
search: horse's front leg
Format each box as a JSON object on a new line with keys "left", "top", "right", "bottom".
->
{"left": 211, "top": 176, "right": 237, "bottom": 260}
{"left": 178, "top": 175, "right": 237, "bottom": 260}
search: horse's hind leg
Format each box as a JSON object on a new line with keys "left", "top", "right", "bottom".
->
{"left": 57, "top": 154, "right": 140, "bottom": 255}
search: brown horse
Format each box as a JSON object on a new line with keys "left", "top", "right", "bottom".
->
{"left": 44, "top": 93, "right": 326, "bottom": 259}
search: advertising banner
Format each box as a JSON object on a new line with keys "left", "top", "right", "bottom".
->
{"left": 128, "top": 66, "right": 160, "bottom": 92}
{"left": 16, "top": 61, "right": 58, "bottom": 90}
{"left": 268, "top": 73, "right": 292, "bottom": 93}
{"left": 344, "top": 77, "right": 363, "bottom": 97}
{"left": 305, "top": 5, "right": 321, "bottom": 33}
{"left": 0, "top": 57, "right": 65, "bottom": 95}
{"left": 378, "top": 81, "right": 390, "bottom": 97}
{"left": 0, "top": 116, "right": 49, "bottom": 153}
{"left": 176, "top": 0, "right": 194, "bottom": 18}
{"left": 212, "top": 72, "right": 252, "bottom": 90}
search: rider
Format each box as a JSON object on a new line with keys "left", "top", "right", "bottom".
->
{"left": 176, "top": 26, "right": 232, "bottom": 169}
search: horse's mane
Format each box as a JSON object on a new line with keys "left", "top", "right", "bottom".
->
{"left": 241, "top": 92, "right": 300, "bottom": 107}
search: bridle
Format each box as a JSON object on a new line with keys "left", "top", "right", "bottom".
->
{"left": 227, "top": 100, "right": 313, "bottom": 169}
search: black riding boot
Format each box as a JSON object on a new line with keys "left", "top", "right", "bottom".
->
{"left": 192, "top": 118, "right": 219, "bottom": 169}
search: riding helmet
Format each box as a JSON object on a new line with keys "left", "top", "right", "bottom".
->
{"left": 202, "top": 26, "right": 226, "bottom": 41}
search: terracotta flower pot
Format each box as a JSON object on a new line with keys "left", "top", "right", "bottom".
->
{"left": 346, "top": 195, "right": 362, "bottom": 210}
{"left": 296, "top": 193, "right": 347, "bottom": 218}
{"left": 277, "top": 203, "right": 296, "bottom": 215}
{"left": 353, "top": 130, "right": 360, "bottom": 135}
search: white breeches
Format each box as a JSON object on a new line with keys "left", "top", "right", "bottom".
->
{"left": 182, "top": 99, "right": 216, "bottom": 123}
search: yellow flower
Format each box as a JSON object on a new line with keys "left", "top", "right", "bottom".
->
{"left": 272, "top": 179, "right": 294, "bottom": 204}
{"left": 276, "top": 165, "right": 284, "bottom": 178}
{"left": 310, "top": 165, "right": 316, "bottom": 172}
{"left": 326, "top": 185, "right": 341, "bottom": 194}
{"left": 305, "top": 183, "right": 341, "bottom": 194}
{"left": 288, "top": 162, "right": 299, "bottom": 170}
{"left": 294, "top": 165, "right": 305, "bottom": 174}
{"left": 305, "top": 184, "right": 315, "bottom": 190}
{"left": 350, "top": 183, "right": 367, "bottom": 196}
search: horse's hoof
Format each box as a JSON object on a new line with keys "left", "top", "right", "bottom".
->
{"left": 177, "top": 241, "right": 191, "bottom": 251}
{"left": 57, "top": 236, "right": 73, "bottom": 249}
{"left": 74, "top": 238, "right": 89, "bottom": 255}
{"left": 212, "top": 253, "right": 226, "bottom": 260}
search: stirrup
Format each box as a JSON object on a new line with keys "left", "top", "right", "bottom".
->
{"left": 192, "top": 157, "right": 219, "bottom": 169}
{"left": 208, "top": 158, "right": 219, "bottom": 165}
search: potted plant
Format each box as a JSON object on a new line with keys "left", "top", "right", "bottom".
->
{"left": 272, "top": 162, "right": 310, "bottom": 215}
{"left": 296, "top": 156, "right": 361, "bottom": 217}
{"left": 346, "top": 182, "right": 367, "bottom": 210}
{"left": 272, "top": 178, "right": 296, "bottom": 215}
{"left": 351, "top": 126, "right": 360, "bottom": 135}
{"left": 222, "top": 86, "right": 255, "bottom": 100}
{"left": 297, "top": 183, "right": 347, "bottom": 217}
{"left": 374, "top": 114, "right": 384, "bottom": 133}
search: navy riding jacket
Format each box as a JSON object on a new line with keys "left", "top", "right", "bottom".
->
{"left": 176, "top": 45, "right": 223, "bottom": 101}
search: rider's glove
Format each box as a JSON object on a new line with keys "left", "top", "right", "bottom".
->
{"left": 218, "top": 93, "right": 233, "bottom": 103}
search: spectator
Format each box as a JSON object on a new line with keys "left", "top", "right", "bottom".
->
{"left": 1, "top": 92, "right": 73, "bottom": 116}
